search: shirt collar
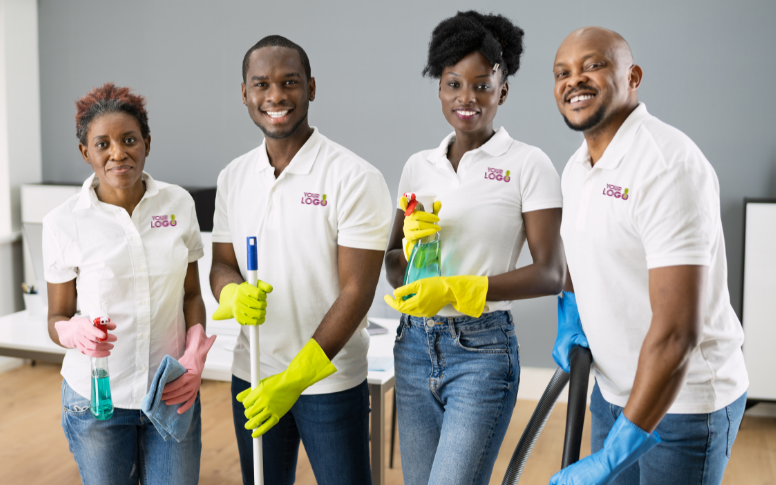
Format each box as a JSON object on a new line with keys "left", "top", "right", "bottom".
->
{"left": 72, "top": 171, "right": 160, "bottom": 211}
{"left": 572, "top": 102, "right": 650, "bottom": 170}
{"left": 426, "top": 126, "right": 512, "bottom": 165}
{"left": 254, "top": 126, "right": 323, "bottom": 175}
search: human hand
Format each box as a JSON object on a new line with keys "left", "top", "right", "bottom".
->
{"left": 552, "top": 291, "right": 589, "bottom": 373}
{"left": 162, "top": 324, "right": 217, "bottom": 414}
{"left": 54, "top": 316, "right": 117, "bottom": 358}
{"left": 212, "top": 280, "right": 274, "bottom": 325}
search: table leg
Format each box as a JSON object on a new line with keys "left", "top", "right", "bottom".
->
{"left": 369, "top": 383, "right": 384, "bottom": 485}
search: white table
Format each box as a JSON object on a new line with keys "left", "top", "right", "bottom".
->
{"left": 0, "top": 310, "right": 399, "bottom": 485}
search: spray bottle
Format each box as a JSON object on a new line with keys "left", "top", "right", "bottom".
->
{"left": 89, "top": 311, "right": 114, "bottom": 420}
{"left": 402, "top": 193, "right": 441, "bottom": 299}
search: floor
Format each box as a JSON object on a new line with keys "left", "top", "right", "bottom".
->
{"left": 0, "top": 362, "right": 774, "bottom": 484}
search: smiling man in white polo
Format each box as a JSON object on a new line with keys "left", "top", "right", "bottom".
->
{"left": 549, "top": 27, "right": 749, "bottom": 485}
{"left": 208, "top": 35, "right": 391, "bottom": 485}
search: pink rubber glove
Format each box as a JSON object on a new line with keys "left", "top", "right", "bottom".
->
{"left": 54, "top": 316, "right": 117, "bottom": 358}
{"left": 161, "top": 324, "right": 217, "bottom": 414}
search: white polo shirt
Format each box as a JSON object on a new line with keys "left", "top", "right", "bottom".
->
{"left": 212, "top": 127, "right": 392, "bottom": 394}
{"left": 397, "top": 127, "right": 563, "bottom": 317}
{"left": 561, "top": 103, "right": 748, "bottom": 413}
{"left": 43, "top": 173, "right": 204, "bottom": 409}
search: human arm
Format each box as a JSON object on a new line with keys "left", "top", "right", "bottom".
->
{"left": 550, "top": 265, "right": 704, "bottom": 484}
{"left": 47, "top": 279, "right": 77, "bottom": 347}
{"left": 485, "top": 208, "right": 565, "bottom": 300}
{"left": 623, "top": 264, "right": 706, "bottom": 431}
{"left": 182, "top": 262, "right": 206, "bottom": 331}
{"left": 210, "top": 242, "right": 246, "bottom": 302}
{"left": 552, "top": 265, "right": 589, "bottom": 373}
{"left": 385, "top": 208, "right": 565, "bottom": 317}
{"left": 160, "top": 261, "right": 214, "bottom": 413}
{"left": 239, "top": 245, "right": 384, "bottom": 436}
{"left": 313, "top": 245, "right": 384, "bottom": 358}
{"left": 385, "top": 209, "right": 409, "bottom": 289}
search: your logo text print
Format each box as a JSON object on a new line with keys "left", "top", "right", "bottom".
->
{"left": 301, "top": 192, "right": 328, "bottom": 207}
{"left": 603, "top": 184, "right": 629, "bottom": 201}
{"left": 484, "top": 167, "right": 511, "bottom": 182}
{"left": 150, "top": 214, "right": 177, "bottom": 228}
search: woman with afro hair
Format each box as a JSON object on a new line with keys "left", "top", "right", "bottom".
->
{"left": 43, "top": 83, "right": 214, "bottom": 484}
{"left": 384, "top": 11, "right": 566, "bottom": 484}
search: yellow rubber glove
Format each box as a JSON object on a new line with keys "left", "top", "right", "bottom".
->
{"left": 401, "top": 195, "right": 442, "bottom": 261}
{"left": 236, "top": 339, "right": 337, "bottom": 437}
{"left": 212, "top": 281, "right": 273, "bottom": 325}
{"left": 384, "top": 275, "right": 489, "bottom": 318}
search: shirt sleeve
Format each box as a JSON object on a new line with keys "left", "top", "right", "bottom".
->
{"left": 396, "top": 159, "right": 412, "bottom": 211}
{"left": 211, "top": 168, "right": 232, "bottom": 244}
{"left": 520, "top": 148, "right": 563, "bottom": 213}
{"left": 633, "top": 159, "right": 717, "bottom": 269}
{"left": 184, "top": 198, "right": 205, "bottom": 263}
{"left": 337, "top": 170, "right": 393, "bottom": 251}
{"left": 42, "top": 218, "right": 77, "bottom": 284}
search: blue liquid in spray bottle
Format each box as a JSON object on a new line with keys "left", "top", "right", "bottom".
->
{"left": 89, "top": 313, "right": 114, "bottom": 420}
{"left": 402, "top": 194, "right": 441, "bottom": 300}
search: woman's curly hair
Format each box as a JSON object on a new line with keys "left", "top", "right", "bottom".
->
{"left": 422, "top": 11, "right": 525, "bottom": 83}
{"left": 75, "top": 83, "right": 150, "bottom": 144}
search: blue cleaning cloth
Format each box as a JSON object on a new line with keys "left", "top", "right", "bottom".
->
{"left": 141, "top": 355, "right": 194, "bottom": 442}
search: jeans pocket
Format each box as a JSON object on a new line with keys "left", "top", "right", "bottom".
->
{"left": 395, "top": 318, "right": 408, "bottom": 343}
{"left": 62, "top": 379, "right": 91, "bottom": 416}
{"left": 455, "top": 326, "right": 509, "bottom": 353}
{"left": 725, "top": 406, "right": 732, "bottom": 458}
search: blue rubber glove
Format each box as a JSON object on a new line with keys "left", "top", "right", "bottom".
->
{"left": 552, "top": 291, "right": 590, "bottom": 373}
{"left": 550, "top": 413, "right": 661, "bottom": 484}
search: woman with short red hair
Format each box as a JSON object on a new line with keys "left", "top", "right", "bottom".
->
{"left": 43, "top": 83, "right": 213, "bottom": 484}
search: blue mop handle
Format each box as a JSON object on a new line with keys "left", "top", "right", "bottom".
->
{"left": 246, "top": 237, "right": 263, "bottom": 484}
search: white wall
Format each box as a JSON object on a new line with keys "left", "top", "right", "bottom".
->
{"left": 0, "top": 0, "right": 42, "bottom": 318}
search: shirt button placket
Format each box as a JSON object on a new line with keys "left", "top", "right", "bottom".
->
{"left": 122, "top": 212, "right": 152, "bottom": 405}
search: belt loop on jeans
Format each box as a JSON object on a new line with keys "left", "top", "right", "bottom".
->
{"left": 448, "top": 317, "right": 457, "bottom": 338}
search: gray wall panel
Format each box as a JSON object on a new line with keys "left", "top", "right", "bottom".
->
{"left": 38, "top": 0, "right": 776, "bottom": 368}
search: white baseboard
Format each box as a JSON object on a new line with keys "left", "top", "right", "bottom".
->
{"left": 0, "top": 356, "right": 23, "bottom": 374}
{"left": 517, "top": 366, "right": 595, "bottom": 404}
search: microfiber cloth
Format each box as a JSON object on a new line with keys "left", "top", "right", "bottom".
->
{"left": 141, "top": 355, "right": 193, "bottom": 442}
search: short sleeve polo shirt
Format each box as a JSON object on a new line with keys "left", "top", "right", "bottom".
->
{"left": 213, "top": 127, "right": 392, "bottom": 394}
{"left": 397, "top": 127, "right": 563, "bottom": 316}
{"left": 560, "top": 103, "right": 748, "bottom": 413}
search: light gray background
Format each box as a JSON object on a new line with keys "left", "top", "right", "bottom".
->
{"left": 38, "top": 0, "right": 776, "bottom": 368}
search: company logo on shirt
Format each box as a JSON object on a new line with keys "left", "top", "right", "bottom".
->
{"left": 484, "top": 167, "right": 511, "bottom": 182}
{"left": 151, "top": 214, "right": 178, "bottom": 228}
{"left": 603, "top": 184, "right": 629, "bottom": 201}
{"left": 301, "top": 192, "right": 328, "bottom": 207}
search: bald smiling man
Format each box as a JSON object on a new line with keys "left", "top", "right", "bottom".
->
{"left": 549, "top": 28, "right": 749, "bottom": 485}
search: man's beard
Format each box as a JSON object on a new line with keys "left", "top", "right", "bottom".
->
{"left": 563, "top": 102, "right": 607, "bottom": 133}
{"left": 256, "top": 110, "right": 308, "bottom": 140}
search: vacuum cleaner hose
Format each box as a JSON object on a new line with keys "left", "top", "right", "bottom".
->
{"left": 501, "top": 345, "right": 593, "bottom": 485}
{"left": 562, "top": 346, "right": 593, "bottom": 469}
{"left": 500, "top": 368, "right": 569, "bottom": 485}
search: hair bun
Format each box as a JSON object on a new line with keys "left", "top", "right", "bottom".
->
{"left": 423, "top": 10, "right": 525, "bottom": 81}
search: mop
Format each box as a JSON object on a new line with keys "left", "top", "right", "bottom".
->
{"left": 246, "top": 236, "right": 264, "bottom": 484}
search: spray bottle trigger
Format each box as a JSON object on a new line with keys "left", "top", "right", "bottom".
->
{"left": 404, "top": 193, "right": 418, "bottom": 216}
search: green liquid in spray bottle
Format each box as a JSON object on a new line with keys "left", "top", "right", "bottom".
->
{"left": 402, "top": 195, "right": 441, "bottom": 300}
{"left": 90, "top": 314, "right": 114, "bottom": 420}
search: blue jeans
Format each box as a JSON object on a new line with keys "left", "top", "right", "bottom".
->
{"left": 394, "top": 311, "right": 520, "bottom": 485}
{"left": 231, "top": 376, "right": 372, "bottom": 485}
{"left": 61, "top": 379, "right": 201, "bottom": 485}
{"left": 590, "top": 382, "right": 747, "bottom": 485}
